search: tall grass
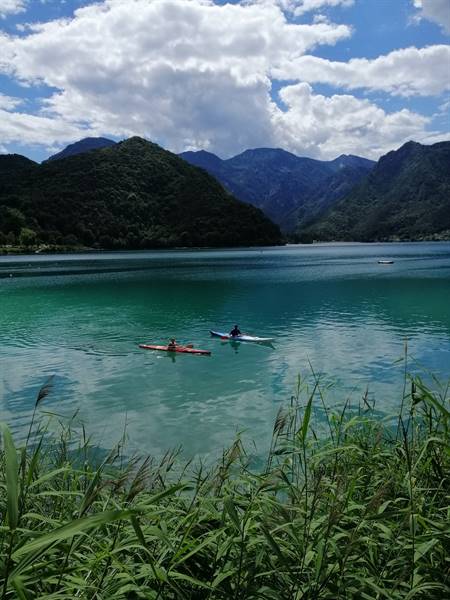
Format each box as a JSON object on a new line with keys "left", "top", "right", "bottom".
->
{"left": 1, "top": 374, "right": 449, "bottom": 599}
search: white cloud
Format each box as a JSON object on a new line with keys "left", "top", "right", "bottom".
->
{"left": 0, "top": 92, "right": 22, "bottom": 109}
{"left": 417, "top": 130, "right": 450, "bottom": 144}
{"left": 256, "top": 0, "right": 354, "bottom": 16}
{"left": 0, "top": 0, "right": 26, "bottom": 18}
{"left": 1, "top": 0, "right": 351, "bottom": 85}
{"left": 0, "top": 0, "right": 351, "bottom": 155}
{"left": 273, "top": 82, "right": 432, "bottom": 159}
{"left": 413, "top": 0, "right": 450, "bottom": 34}
{"left": 0, "top": 0, "right": 445, "bottom": 159}
{"left": 0, "top": 105, "right": 98, "bottom": 147}
{"left": 294, "top": 0, "right": 354, "bottom": 15}
{"left": 272, "top": 45, "right": 450, "bottom": 96}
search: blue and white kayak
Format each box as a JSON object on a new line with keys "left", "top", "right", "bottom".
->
{"left": 210, "top": 330, "right": 274, "bottom": 343}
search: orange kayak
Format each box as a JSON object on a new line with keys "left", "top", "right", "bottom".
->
{"left": 139, "top": 344, "right": 211, "bottom": 355}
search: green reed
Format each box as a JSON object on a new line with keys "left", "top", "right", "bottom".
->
{"left": 1, "top": 373, "right": 449, "bottom": 599}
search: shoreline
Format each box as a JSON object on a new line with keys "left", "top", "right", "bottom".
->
{"left": 2, "top": 238, "right": 450, "bottom": 258}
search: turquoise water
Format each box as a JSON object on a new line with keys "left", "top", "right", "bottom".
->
{"left": 1, "top": 243, "right": 450, "bottom": 458}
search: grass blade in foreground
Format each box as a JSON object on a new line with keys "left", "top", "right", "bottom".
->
{"left": 1, "top": 424, "right": 19, "bottom": 531}
{"left": 0, "top": 374, "right": 448, "bottom": 599}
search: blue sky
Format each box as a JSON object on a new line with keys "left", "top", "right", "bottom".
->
{"left": 0, "top": 0, "right": 448, "bottom": 161}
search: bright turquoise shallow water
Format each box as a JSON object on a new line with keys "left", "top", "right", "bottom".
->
{"left": 1, "top": 243, "right": 450, "bottom": 458}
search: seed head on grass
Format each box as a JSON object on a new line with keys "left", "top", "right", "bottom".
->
{"left": 0, "top": 373, "right": 449, "bottom": 599}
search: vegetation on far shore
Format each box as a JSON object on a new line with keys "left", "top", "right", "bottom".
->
{"left": 3, "top": 234, "right": 450, "bottom": 256}
{"left": 1, "top": 372, "right": 449, "bottom": 599}
{"left": 0, "top": 243, "right": 88, "bottom": 256}
{"left": 288, "top": 230, "right": 450, "bottom": 245}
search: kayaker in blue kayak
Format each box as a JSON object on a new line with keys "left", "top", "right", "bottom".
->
{"left": 230, "top": 325, "right": 241, "bottom": 337}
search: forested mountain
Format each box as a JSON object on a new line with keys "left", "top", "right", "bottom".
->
{"left": 3, "top": 137, "right": 446, "bottom": 248}
{"left": 180, "top": 148, "right": 374, "bottom": 231}
{"left": 298, "top": 141, "right": 450, "bottom": 242}
{"left": 0, "top": 137, "right": 281, "bottom": 249}
{"left": 46, "top": 137, "right": 116, "bottom": 162}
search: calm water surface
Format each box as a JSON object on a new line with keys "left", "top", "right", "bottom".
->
{"left": 1, "top": 243, "right": 449, "bottom": 458}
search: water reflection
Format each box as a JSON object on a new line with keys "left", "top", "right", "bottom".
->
{"left": 1, "top": 243, "right": 449, "bottom": 458}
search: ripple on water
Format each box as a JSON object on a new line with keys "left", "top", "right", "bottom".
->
{"left": 1, "top": 244, "right": 450, "bottom": 458}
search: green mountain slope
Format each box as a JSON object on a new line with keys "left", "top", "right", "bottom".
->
{"left": 298, "top": 141, "right": 450, "bottom": 242}
{"left": 180, "top": 148, "right": 374, "bottom": 232}
{"left": 0, "top": 137, "right": 281, "bottom": 249}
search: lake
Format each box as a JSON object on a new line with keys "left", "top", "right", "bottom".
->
{"left": 1, "top": 242, "right": 450, "bottom": 459}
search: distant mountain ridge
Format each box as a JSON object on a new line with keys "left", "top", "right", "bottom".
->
{"left": 0, "top": 137, "right": 281, "bottom": 249}
{"left": 46, "top": 137, "right": 116, "bottom": 162}
{"left": 3, "top": 136, "right": 447, "bottom": 246}
{"left": 299, "top": 140, "right": 450, "bottom": 242}
{"left": 44, "top": 141, "right": 375, "bottom": 234}
{"left": 180, "top": 148, "right": 375, "bottom": 231}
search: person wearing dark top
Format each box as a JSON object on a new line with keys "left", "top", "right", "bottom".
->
{"left": 167, "top": 338, "right": 177, "bottom": 350}
{"left": 230, "top": 325, "right": 241, "bottom": 337}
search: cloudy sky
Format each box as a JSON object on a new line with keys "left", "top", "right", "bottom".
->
{"left": 0, "top": 0, "right": 449, "bottom": 161}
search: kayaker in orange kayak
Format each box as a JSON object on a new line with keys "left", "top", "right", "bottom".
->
{"left": 140, "top": 341, "right": 210, "bottom": 355}
{"left": 167, "top": 338, "right": 178, "bottom": 350}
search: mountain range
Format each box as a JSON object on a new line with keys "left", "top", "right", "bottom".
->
{"left": 43, "top": 138, "right": 375, "bottom": 233}
{"left": 299, "top": 141, "right": 450, "bottom": 242}
{"left": 0, "top": 137, "right": 281, "bottom": 249}
{"left": 180, "top": 148, "right": 375, "bottom": 232}
{"left": 1, "top": 136, "right": 448, "bottom": 248}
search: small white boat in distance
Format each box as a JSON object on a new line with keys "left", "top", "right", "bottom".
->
{"left": 378, "top": 260, "right": 394, "bottom": 264}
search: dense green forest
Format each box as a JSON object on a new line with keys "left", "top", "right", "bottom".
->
{"left": 297, "top": 141, "right": 450, "bottom": 242}
{"left": 0, "top": 137, "right": 281, "bottom": 250}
